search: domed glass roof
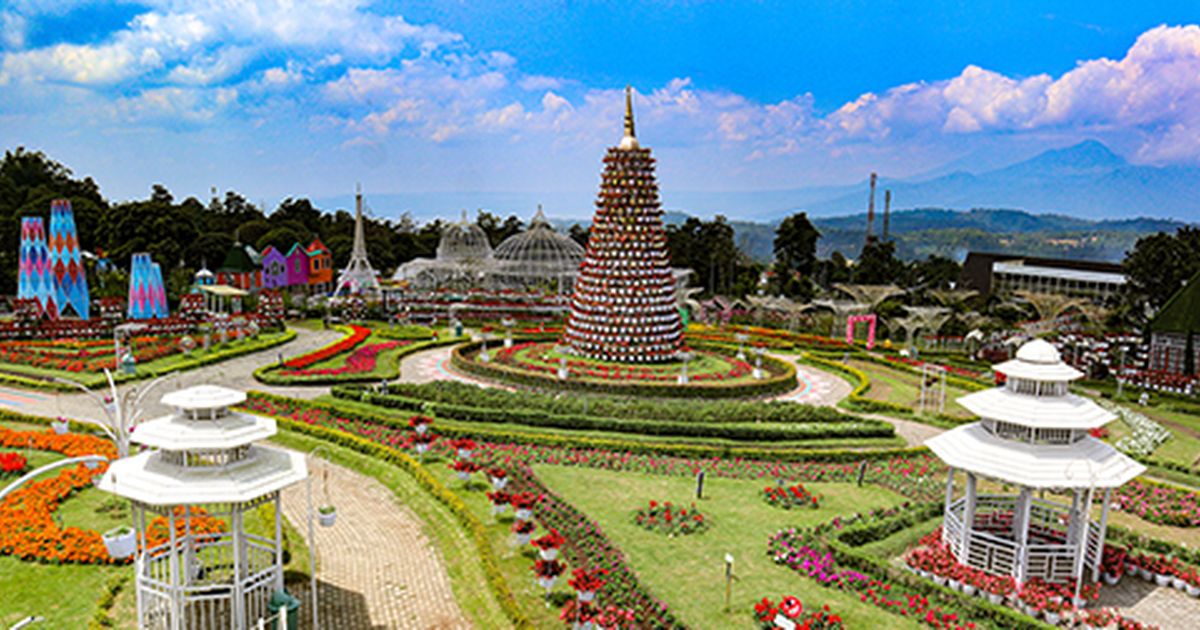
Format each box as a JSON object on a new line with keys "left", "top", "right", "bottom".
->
{"left": 494, "top": 208, "right": 585, "bottom": 275}
{"left": 437, "top": 211, "right": 493, "bottom": 262}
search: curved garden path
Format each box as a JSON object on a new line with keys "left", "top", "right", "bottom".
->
{"left": 0, "top": 326, "right": 344, "bottom": 421}
{"left": 279, "top": 455, "right": 469, "bottom": 630}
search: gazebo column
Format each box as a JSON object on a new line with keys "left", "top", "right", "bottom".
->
{"left": 1073, "top": 485, "right": 1096, "bottom": 592}
{"left": 274, "top": 492, "right": 285, "bottom": 590}
{"left": 168, "top": 508, "right": 182, "bottom": 630}
{"left": 232, "top": 505, "right": 245, "bottom": 628}
{"left": 1014, "top": 487, "right": 1032, "bottom": 583}
{"left": 1092, "top": 488, "right": 1113, "bottom": 581}
{"left": 1066, "top": 489, "right": 1083, "bottom": 545}
{"left": 960, "top": 473, "right": 978, "bottom": 559}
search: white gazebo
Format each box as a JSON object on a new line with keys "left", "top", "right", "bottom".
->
{"left": 99, "top": 385, "right": 308, "bottom": 629}
{"left": 925, "top": 339, "right": 1145, "bottom": 585}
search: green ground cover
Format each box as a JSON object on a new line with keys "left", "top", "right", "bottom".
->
{"left": 535, "top": 464, "right": 923, "bottom": 629}
{"left": 846, "top": 358, "right": 975, "bottom": 419}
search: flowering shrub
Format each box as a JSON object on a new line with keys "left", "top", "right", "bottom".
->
{"left": 532, "top": 529, "right": 566, "bottom": 551}
{"left": 763, "top": 483, "right": 821, "bottom": 509}
{"left": 558, "top": 601, "right": 637, "bottom": 629}
{"left": 568, "top": 567, "right": 608, "bottom": 593}
{"left": 633, "top": 500, "right": 708, "bottom": 536}
{"left": 1111, "top": 479, "right": 1200, "bottom": 527}
{"left": 532, "top": 558, "right": 566, "bottom": 579}
{"left": 0, "top": 452, "right": 27, "bottom": 475}
{"left": 1099, "top": 400, "right": 1171, "bottom": 457}
{"left": 753, "top": 595, "right": 844, "bottom": 630}
{"left": 282, "top": 325, "right": 370, "bottom": 369}
{"left": 280, "top": 341, "right": 404, "bottom": 376}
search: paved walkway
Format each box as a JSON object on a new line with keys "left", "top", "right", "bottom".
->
{"left": 768, "top": 353, "right": 852, "bottom": 407}
{"left": 1095, "top": 575, "right": 1200, "bottom": 630}
{"left": 280, "top": 455, "right": 469, "bottom": 630}
{"left": 0, "top": 326, "right": 343, "bottom": 421}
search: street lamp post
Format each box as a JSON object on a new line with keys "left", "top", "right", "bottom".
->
{"left": 305, "top": 445, "right": 333, "bottom": 630}
{"left": 53, "top": 368, "right": 171, "bottom": 458}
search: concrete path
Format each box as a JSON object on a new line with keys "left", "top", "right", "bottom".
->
{"left": 1095, "top": 575, "right": 1200, "bottom": 630}
{"left": 0, "top": 326, "right": 343, "bottom": 422}
{"left": 768, "top": 353, "right": 853, "bottom": 407}
{"left": 280, "top": 456, "right": 469, "bottom": 630}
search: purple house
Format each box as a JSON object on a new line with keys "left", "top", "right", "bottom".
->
{"left": 285, "top": 242, "right": 309, "bottom": 288}
{"left": 261, "top": 246, "right": 288, "bottom": 289}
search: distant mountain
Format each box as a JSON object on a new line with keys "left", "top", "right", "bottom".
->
{"left": 783, "top": 140, "right": 1200, "bottom": 221}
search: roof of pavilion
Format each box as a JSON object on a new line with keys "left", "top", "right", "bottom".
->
{"left": 926, "top": 424, "right": 1145, "bottom": 489}
{"left": 958, "top": 388, "right": 1115, "bottom": 430}
{"left": 99, "top": 445, "right": 307, "bottom": 505}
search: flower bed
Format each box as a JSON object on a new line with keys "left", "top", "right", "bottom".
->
{"left": 1111, "top": 479, "right": 1200, "bottom": 527}
{"left": 281, "top": 341, "right": 405, "bottom": 377}
{"left": 633, "top": 500, "right": 708, "bottom": 536}
{"left": 0, "top": 452, "right": 27, "bottom": 475}
{"left": 753, "top": 595, "right": 844, "bottom": 629}
{"left": 763, "top": 483, "right": 821, "bottom": 510}
{"left": 283, "top": 325, "right": 371, "bottom": 369}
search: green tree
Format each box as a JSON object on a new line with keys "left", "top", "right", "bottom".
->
{"left": 1123, "top": 227, "right": 1200, "bottom": 316}
{"left": 853, "top": 240, "right": 903, "bottom": 285}
{"left": 773, "top": 212, "right": 819, "bottom": 277}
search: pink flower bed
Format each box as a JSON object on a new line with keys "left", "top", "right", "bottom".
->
{"left": 280, "top": 340, "right": 406, "bottom": 377}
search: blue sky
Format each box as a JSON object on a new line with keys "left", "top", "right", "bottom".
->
{"left": 3, "top": 1, "right": 1200, "bottom": 219}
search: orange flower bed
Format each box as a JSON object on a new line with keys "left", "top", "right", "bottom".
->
{"left": 0, "top": 426, "right": 224, "bottom": 564}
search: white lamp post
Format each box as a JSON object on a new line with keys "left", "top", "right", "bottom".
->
{"left": 305, "top": 445, "right": 334, "bottom": 630}
{"left": 677, "top": 351, "right": 694, "bottom": 385}
{"left": 53, "top": 368, "right": 171, "bottom": 458}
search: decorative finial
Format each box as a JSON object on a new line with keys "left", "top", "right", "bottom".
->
{"left": 620, "top": 85, "right": 639, "bottom": 150}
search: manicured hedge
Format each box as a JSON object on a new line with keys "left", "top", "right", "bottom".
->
{"left": 248, "top": 391, "right": 924, "bottom": 463}
{"left": 348, "top": 379, "right": 855, "bottom": 424}
{"left": 268, "top": 412, "right": 532, "bottom": 628}
{"left": 333, "top": 385, "right": 895, "bottom": 442}
{"left": 451, "top": 341, "right": 798, "bottom": 399}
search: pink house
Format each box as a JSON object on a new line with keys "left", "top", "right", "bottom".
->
{"left": 285, "top": 242, "right": 309, "bottom": 288}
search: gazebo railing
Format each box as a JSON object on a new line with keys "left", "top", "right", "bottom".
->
{"left": 965, "top": 528, "right": 1019, "bottom": 578}
{"left": 1026, "top": 544, "right": 1078, "bottom": 582}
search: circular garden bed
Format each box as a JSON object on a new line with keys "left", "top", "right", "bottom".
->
{"left": 451, "top": 340, "right": 796, "bottom": 399}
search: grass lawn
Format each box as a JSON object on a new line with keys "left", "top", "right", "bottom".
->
{"left": 848, "top": 359, "right": 975, "bottom": 419}
{"left": 535, "top": 464, "right": 925, "bottom": 629}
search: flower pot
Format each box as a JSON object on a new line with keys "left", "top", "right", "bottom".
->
{"left": 515, "top": 533, "right": 531, "bottom": 546}
{"left": 1186, "top": 584, "right": 1200, "bottom": 597}
{"left": 103, "top": 528, "right": 137, "bottom": 559}
{"left": 415, "top": 424, "right": 427, "bottom": 435}
{"left": 948, "top": 579, "right": 961, "bottom": 591}
{"left": 1172, "top": 576, "right": 1187, "bottom": 590}
{"left": 933, "top": 576, "right": 947, "bottom": 586}
{"left": 492, "top": 504, "right": 508, "bottom": 516}
{"left": 415, "top": 444, "right": 429, "bottom": 456}
{"left": 515, "top": 508, "right": 533, "bottom": 521}
{"left": 1044, "top": 611, "right": 1061, "bottom": 625}
{"left": 1104, "top": 573, "right": 1120, "bottom": 586}
{"left": 457, "top": 449, "right": 473, "bottom": 459}
{"left": 578, "top": 590, "right": 595, "bottom": 602}
{"left": 1072, "top": 596, "right": 1087, "bottom": 609}
{"left": 1155, "top": 574, "right": 1172, "bottom": 587}
{"left": 539, "top": 548, "right": 559, "bottom": 561}
{"left": 538, "top": 576, "right": 557, "bottom": 590}
{"left": 318, "top": 509, "right": 337, "bottom": 528}
{"left": 1125, "top": 564, "right": 1138, "bottom": 576}
{"left": 1138, "top": 568, "right": 1152, "bottom": 581}
{"left": 987, "top": 593, "right": 1004, "bottom": 605}
{"left": 962, "top": 584, "right": 976, "bottom": 596}
{"left": 51, "top": 420, "right": 69, "bottom": 435}
{"left": 456, "top": 471, "right": 471, "bottom": 482}
{"left": 490, "top": 477, "right": 509, "bottom": 490}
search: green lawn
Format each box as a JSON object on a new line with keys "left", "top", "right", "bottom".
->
{"left": 848, "top": 359, "right": 975, "bottom": 419}
{"left": 535, "top": 464, "right": 925, "bottom": 629}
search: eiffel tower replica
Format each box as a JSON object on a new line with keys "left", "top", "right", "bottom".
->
{"left": 334, "top": 183, "right": 382, "bottom": 296}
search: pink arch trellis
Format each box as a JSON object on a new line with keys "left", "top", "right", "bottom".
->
{"left": 846, "top": 314, "right": 878, "bottom": 349}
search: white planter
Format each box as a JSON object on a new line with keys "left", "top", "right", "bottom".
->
{"left": 1043, "top": 611, "right": 1061, "bottom": 625}
{"left": 933, "top": 576, "right": 947, "bottom": 586}
{"left": 1104, "top": 573, "right": 1121, "bottom": 586}
{"left": 415, "top": 443, "right": 429, "bottom": 455}
{"left": 415, "top": 424, "right": 428, "bottom": 435}
{"left": 1072, "top": 596, "right": 1087, "bottom": 609}
{"left": 457, "top": 449, "right": 473, "bottom": 459}
{"left": 538, "top": 576, "right": 558, "bottom": 591}
{"left": 1125, "top": 564, "right": 1138, "bottom": 576}
{"left": 1186, "top": 584, "right": 1200, "bottom": 597}
{"left": 492, "top": 504, "right": 508, "bottom": 516}
{"left": 539, "top": 547, "right": 559, "bottom": 561}
{"left": 1172, "top": 576, "right": 1187, "bottom": 590}
{"left": 987, "top": 593, "right": 1004, "bottom": 605}
{"left": 456, "top": 471, "right": 471, "bottom": 482}
{"left": 1138, "top": 568, "right": 1152, "bottom": 581}
{"left": 578, "top": 590, "right": 595, "bottom": 602}
{"left": 103, "top": 529, "right": 137, "bottom": 559}
{"left": 962, "top": 584, "right": 976, "bottom": 596}
{"left": 490, "top": 477, "right": 509, "bottom": 490}
{"left": 318, "top": 509, "right": 337, "bottom": 527}
{"left": 515, "top": 533, "right": 531, "bottom": 545}
{"left": 948, "top": 579, "right": 961, "bottom": 591}
{"left": 515, "top": 508, "right": 533, "bottom": 521}
{"left": 1154, "top": 574, "right": 1172, "bottom": 587}
{"left": 51, "top": 420, "right": 69, "bottom": 435}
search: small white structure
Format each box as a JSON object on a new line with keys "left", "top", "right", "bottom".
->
{"left": 925, "top": 339, "right": 1144, "bottom": 584}
{"left": 334, "top": 184, "right": 382, "bottom": 297}
{"left": 99, "top": 385, "right": 307, "bottom": 629}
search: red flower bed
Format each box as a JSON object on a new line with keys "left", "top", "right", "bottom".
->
{"left": 0, "top": 452, "right": 27, "bottom": 475}
{"left": 280, "top": 340, "right": 405, "bottom": 376}
{"left": 763, "top": 483, "right": 821, "bottom": 509}
{"left": 753, "top": 595, "right": 844, "bottom": 629}
{"left": 633, "top": 500, "right": 708, "bottom": 536}
{"left": 282, "top": 325, "right": 370, "bottom": 369}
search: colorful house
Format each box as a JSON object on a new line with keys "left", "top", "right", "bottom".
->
{"left": 261, "top": 246, "right": 288, "bottom": 290}
{"left": 285, "top": 243, "right": 310, "bottom": 289}
{"left": 306, "top": 239, "right": 333, "bottom": 294}
{"left": 216, "top": 242, "right": 262, "bottom": 292}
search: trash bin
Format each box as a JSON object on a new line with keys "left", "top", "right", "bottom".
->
{"left": 267, "top": 589, "right": 300, "bottom": 630}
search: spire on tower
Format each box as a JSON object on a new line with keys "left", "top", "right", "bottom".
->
{"left": 620, "top": 85, "right": 639, "bottom": 150}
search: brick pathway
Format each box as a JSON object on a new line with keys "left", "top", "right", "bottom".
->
{"left": 280, "top": 456, "right": 469, "bottom": 629}
{"left": 769, "top": 354, "right": 852, "bottom": 406}
{"left": 1095, "top": 575, "right": 1200, "bottom": 630}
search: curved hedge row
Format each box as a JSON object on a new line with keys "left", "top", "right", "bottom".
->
{"left": 247, "top": 391, "right": 922, "bottom": 462}
{"left": 348, "top": 379, "right": 858, "bottom": 424}
{"left": 333, "top": 385, "right": 895, "bottom": 442}
{"left": 451, "top": 341, "right": 798, "bottom": 399}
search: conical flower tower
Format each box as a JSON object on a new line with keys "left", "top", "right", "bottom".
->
{"left": 564, "top": 86, "right": 684, "bottom": 363}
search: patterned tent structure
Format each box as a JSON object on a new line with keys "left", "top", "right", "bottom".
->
{"left": 18, "top": 216, "right": 57, "bottom": 318}
{"left": 49, "top": 199, "right": 90, "bottom": 319}
{"left": 563, "top": 86, "right": 684, "bottom": 363}
{"left": 128, "top": 253, "right": 169, "bottom": 319}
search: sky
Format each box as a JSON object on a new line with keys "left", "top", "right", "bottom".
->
{"left": 3, "top": 1, "right": 1200, "bottom": 219}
